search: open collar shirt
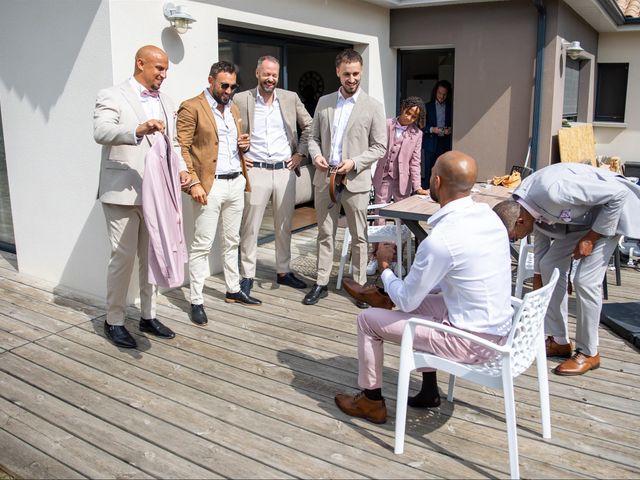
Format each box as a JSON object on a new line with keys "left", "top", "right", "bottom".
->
{"left": 245, "top": 89, "right": 291, "bottom": 164}
{"left": 435, "top": 100, "right": 446, "bottom": 128}
{"left": 329, "top": 88, "right": 361, "bottom": 166}
{"left": 381, "top": 196, "right": 513, "bottom": 336}
{"left": 204, "top": 88, "right": 241, "bottom": 174}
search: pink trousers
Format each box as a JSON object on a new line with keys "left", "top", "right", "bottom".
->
{"left": 372, "top": 175, "right": 408, "bottom": 226}
{"left": 357, "top": 294, "right": 506, "bottom": 389}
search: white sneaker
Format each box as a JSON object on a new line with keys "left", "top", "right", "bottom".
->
{"left": 366, "top": 259, "right": 378, "bottom": 275}
{"left": 390, "top": 262, "right": 406, "bottom": 276}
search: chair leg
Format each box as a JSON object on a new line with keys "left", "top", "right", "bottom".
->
{"left": 394, "top": 353, "right": 413, "bottom": 454}
{"left": 536, "top": 333, "right": 552, "bottom": 439}
{"left": 337, "top": 228, "right": 351, "bottom": 290}
{"left": 614, "top": 246, "right": 621, "bottom": 286}
{"left": 396, "top": 220, "right": 403, "bottom": 279}
{"left": 502, "top": 365, "right": 520, "bottom": 479}
{"left": 447, "top": 374, "right": 456, "bottom": 402}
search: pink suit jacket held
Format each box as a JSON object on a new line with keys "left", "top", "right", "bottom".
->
{"left": 142, "top": 134, "right": 187, "bottom": 288}
{"left": 372, "top": 118, "right": 423, "bottom": 197}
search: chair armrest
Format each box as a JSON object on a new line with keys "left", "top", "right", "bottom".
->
{"left": 368, "top": 203, "right": 391, "bottom": 210}
{"left": 405, "top": 317, "right": 509, "bottom": 353}
{"left": 510, "top": 297, "right": 523, "bottom": 308}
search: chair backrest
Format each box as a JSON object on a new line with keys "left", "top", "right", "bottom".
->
{"left": 506, "top": 268, "right": 559, "bottom": 377}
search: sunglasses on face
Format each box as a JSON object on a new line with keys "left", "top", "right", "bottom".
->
{"left": 219, "top": 82, "right": 239, "bottom": 91}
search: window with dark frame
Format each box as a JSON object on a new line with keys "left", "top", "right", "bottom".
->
{"left": 594, "top": 63, "right": 628, "bottom": 122}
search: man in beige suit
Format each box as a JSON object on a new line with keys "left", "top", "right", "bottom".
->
{"left": 93, "top": 45, "right": 190, "bottom": 348}
{"left": 303, "top": 49, "right": 387, "bottom": 306}
{"left": 177, "top": 61, "right": 261, "bottom": 327}
{"left": 234, "top": 56, "right": 313, "bottom": 296}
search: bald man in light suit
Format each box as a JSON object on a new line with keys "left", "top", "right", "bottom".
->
{"left": 303, "top": 49, "right": 387, "bottom": 307}
{"left": 94, "top": 45, "right": 190, "bottom": 349}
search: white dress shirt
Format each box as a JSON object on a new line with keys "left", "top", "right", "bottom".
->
{"left": 245, "top": 89, "right": 291, "bottom": 164}
{"left": 204, "top": 88, "right": 241, "bottom": 175}
{"left": 329, "top": 88, "right": 361, "bottom": 166}
{"left": 130, "top": 78, "right": 187, "bottom": 172}
{"left": 382, "top": 196, "right": 513, "bottom": 336}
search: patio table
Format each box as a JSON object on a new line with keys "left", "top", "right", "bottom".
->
{"left": 378, "top": 183, "right": 513, "bottom": 244}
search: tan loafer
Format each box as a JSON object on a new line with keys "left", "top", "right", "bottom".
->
{"left": 545, "top": 336, "right": 572, "bottom": 358}
{"left": 335, "top": 391, "right": 387, "bottom": 424}
{"left": 342, "top": 278, "right": 394, "bottom": 310}
{"left": 554, "top": 352, "right": 600, "bottom": 376}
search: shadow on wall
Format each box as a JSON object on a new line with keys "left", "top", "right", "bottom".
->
{"left": 53, "top": 201, "right": 110, "bottom": 309}
{"left": 0, "top": 0, "right": 101, "bottom": 120}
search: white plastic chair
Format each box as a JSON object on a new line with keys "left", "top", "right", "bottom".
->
{"left": 394, "top": 269, "right": 560, "bottom": 480}
{"left": 336, "top": 203, "right": 412, "bottom": 289}
{"left": 514, "top": 235, "right": 535, "bottom": 298}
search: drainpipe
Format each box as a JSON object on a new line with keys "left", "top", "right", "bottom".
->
{"left": 531, "top": 0, "right": 546, "bottom": 171}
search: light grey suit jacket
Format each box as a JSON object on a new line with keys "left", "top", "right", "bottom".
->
{"left": 514, "top": 162, "right": 640, "bottom": 239}
{"left": 93, "top": 81, "right": 179, "bottom": 206}
{"left": 233, "top": 88, "right": 312, "bottom": 157}
{"left": 308, "top": 90, "right": 387, "bottom": 193}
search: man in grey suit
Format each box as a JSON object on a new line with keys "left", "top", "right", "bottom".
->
{"left": 93, "top": 45, "right": 190, "bottom": 348}
{"left": 234, "top": 56, "right": 313, "bottom": 296}
{"left": 303, "top": 49, "right": 387, "bottom": 306}
{"left": 494, "top": 163, "right": 640, "bottom": 375}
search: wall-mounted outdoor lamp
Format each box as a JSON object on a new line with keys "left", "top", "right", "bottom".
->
{"left": 163, "top": 2, "right": 196, "bottom": 34}
{"left": 561, "top": 40, "right": 585, "bottom": 61}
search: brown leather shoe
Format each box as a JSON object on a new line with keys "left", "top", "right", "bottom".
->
{"left": 335, "top": 391, "right": 387, "bottom": 424}
{"left": 342, "top": 278, "right": 394, "bottom": 310}
{"left": 554, "top": 352, "right": 600, "bottom": 376}
{"left": 545, "top": 336, "right": 572, "bottom": 358}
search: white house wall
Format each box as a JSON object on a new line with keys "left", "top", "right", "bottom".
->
{"left": 594, "top": 32, "right": 640, "bottom": 165}
{"left": 0, "top": 0, "right": 394, "bottom": 301}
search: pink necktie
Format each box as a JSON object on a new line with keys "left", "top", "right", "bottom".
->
{"left": 141, "top": 89, "right": 159, "bottom": 98}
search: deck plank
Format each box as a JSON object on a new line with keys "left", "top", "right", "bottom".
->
{"left": 0, "top": 240, "right": 639, "bottom": 479}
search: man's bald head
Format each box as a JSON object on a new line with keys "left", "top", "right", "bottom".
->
{"left": 133, "top": 45, "right": 169, "bottom": 91}
{"left": 429, "top": 151, "right": 477, "bottom": 204}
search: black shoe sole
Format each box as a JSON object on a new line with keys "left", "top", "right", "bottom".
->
{"left": 302, "top": 290, "right": 328, "bottom": 305}
{"left": 139, "top": 326, "right": 176, "bottom": 339}
{"left": 224, "top": 298, "right": 262, "bottom": 306}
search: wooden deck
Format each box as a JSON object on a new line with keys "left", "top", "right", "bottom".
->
{"left": 1, "top": 227, "right": 639, "bottom": 479}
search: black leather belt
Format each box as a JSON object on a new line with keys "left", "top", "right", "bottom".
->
{"left": 253, "top": 161, "right": 287, "bottom": 170}
{"left": 215, "top": 171, "right": 242, "bottom": 180}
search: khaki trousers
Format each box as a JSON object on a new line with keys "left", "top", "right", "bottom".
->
{"left": 102, "top": 203, "right": 156, "bottom": 326}
{"left": 189, "top": 175, "right": 245, "bottom": 304}
{"left": 537, "top": 231, "right": 620, "bottom": 356}
{"left": 314, "top": 184, "right": 369, "bottom": 286}
{"left": 240, "top": 166, "right": 296, "bottom": 278}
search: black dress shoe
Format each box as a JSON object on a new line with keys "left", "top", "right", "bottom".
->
{"left": 225, "top": 290, "right": 262, "bottom": 305}
{"left": 191, "top": 304, "right": 208, "bottom": 325}
{"left": 303, "top": 284, "right": 328, "bottom": 305}
{"left": 356, "top": 300, "right": 369, "bottom": 309}
{"left": 104, "top": 321, "right": 137, "bottom": 349}
{"left": 139, "top": 318, "right": 175, "bottom": 339}
{"left": 277, "top": 272, "right": 307, "bottom": 289}
{"left": 240, "top": 277, "right": 254, "bottom": 296}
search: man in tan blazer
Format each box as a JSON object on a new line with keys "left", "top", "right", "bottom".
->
{"left": 93, "top": 45, "right": 190, "bottom": 348}
{"left": 177, "top": 61, "right": 261, "bottom": 327}
{"left": 234, "top": 56, "right": 313, "bottom": 296}
{"left": 303, "top": 49, "right": 387, "bottom": 306}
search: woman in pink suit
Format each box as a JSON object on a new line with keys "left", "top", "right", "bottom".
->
{"left": 368, "top": 97, "right": 427, "bottom": 274}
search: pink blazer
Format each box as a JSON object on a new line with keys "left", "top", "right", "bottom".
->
{"left": 142, "top": 134, "right": 187, "bottom": 288}
{"left": 372, "top": 118, "right": 423, "bottom": 197}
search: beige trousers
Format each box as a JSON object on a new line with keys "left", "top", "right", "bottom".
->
{"left": 314, "top": 184, "right": 369, "bottom": 286}
{"left": 189, "top": 175, "right": 245, "bottom": 304}
{"left": 102, "top": 203, "right": 156, "bottom": 326}
{"left": 240, "top": 166, "right": 296, "bottom": 278}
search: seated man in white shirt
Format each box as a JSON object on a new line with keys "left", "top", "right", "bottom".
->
{"left": 335, "top": 151, "right": 514, "bottom": 424}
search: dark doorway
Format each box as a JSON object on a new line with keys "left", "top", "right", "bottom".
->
{"left": 218, "top": 26, "right": 351, "bottom": 117}
{"left": 0, "top": 104, "right": 15, "bottom": 253}
{"left": 397, "top": 49, "right": 454, "bottom": 111}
